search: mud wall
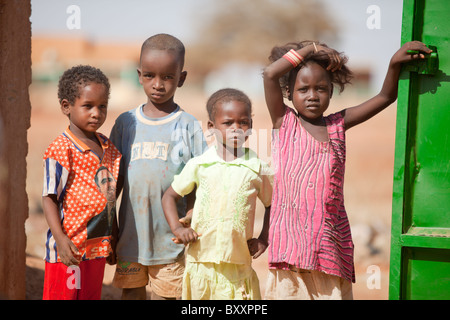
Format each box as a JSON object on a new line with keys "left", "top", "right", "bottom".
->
{"left": 0, "top": 0, "right": 32, "bottom": 299}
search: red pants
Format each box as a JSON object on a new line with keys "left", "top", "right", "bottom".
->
{"left": 43, "top": 258, "right": 106, "bottom": 300}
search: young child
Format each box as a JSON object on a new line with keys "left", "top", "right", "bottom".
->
{"left": 42, "top": 65, "right": 121, "bottom": 300}
{"left": 109, "top": 34, "right": 207, "bottom": 300}
{"left": 263, "top": 40, "right": 431, "bottom": 299}
{"left": 162, "top": 88, "right": 274, "bottom": 300}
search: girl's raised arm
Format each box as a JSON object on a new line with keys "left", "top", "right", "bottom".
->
{"left": 263, "top": 57, "right": 293, "bottom": 129}
{"left": 343, "top": 41, "right": 431, "bottom": 130}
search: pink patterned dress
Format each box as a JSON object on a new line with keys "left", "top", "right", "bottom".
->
{"left": 268, "top": 107, "right": 355, "bottom": 283}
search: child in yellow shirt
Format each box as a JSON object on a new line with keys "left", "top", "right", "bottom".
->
{"left": 162, "top": 88, "right": 273, "bottom": 299}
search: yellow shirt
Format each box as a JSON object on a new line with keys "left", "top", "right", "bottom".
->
{"left": 172, "top": 147, "right": 273, "bottom": 266}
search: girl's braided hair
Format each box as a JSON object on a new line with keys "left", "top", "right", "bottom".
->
{"left": 268, "top": 41, "right": 353, "bottom": 98}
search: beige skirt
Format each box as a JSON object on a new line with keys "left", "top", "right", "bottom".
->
{"left": 264, "top": 267, "right": 353, "bottom": 300}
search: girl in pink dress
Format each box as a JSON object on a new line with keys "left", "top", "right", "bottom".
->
{"left": 263, "top": 40, "right": 431, "bottom": 299}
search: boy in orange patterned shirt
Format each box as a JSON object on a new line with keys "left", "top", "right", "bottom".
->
{"left": 42, "top": 65, "right": 122, "bottom": 300}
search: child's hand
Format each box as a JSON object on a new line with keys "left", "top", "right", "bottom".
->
{"left": 55, "top": 235, "right": 81, "bottom": 266}
{"left": 247, "top": 238, "right": 268, "bottom": 259}
{"left": 313, "top": 44, "right": 345, "bottom": 72}
{"left": 179, "top": 212, "right": 192, "bottom": 227}
{"left": 172, "top": 225, "right": 200, "bottom": 246}
{"left": 391, "top": 41, "right": 432, "bottom": 65}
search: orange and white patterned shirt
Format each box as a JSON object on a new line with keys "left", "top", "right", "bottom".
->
{"left": 42, "top": 127, "right": 121, "bottom": 263}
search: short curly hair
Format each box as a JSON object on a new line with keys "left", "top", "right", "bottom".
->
{"left": 206, "top": 88, "right": 252, "bottom": 122}
{"left": 57, "top": 65, "right": 110, "bottom": 105}
{"left": 268, "top": 40, "right": 353, "bottom": 98}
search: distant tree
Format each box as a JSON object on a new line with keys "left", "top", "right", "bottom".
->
{"left": 187, "top": 0, "right": 338, "bottom": 79}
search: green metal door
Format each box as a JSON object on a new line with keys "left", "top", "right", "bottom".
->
{"left": 389, "top": 0, "right": 450, "bottom": 299}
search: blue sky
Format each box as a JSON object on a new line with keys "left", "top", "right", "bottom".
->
{"left": 30, "top": 0, "right": 404, "bottom": 91}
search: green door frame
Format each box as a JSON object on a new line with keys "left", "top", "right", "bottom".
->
{"left": 389, "top": 0, "right": 450, "bottom": 300}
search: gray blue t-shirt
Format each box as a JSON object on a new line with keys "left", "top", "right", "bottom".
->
{"left": 110, "top": 104, "right": 207, "bottom": 265}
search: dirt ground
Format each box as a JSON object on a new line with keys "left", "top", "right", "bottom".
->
{"left": 25, "top": 83, "right": 394, "bottom": 300}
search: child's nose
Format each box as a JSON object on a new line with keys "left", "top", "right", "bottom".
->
{"left": 308, "top": 90, "right": 319, "bottom": 100}
{"left": 229, "top": 123, "right": 239, "bottom": 130}
{"left": 91, "top": 107, "right": 103, "bottom": 118}
{"left": 152, "top": 77, "right": 164, "bottom": 89}
{"left": 231, "top": 125, "right": 244, "bottom": 132}
{"left": 91, "top": 107, "right": 100, "bottom": 117}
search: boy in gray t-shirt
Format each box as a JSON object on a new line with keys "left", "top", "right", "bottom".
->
{"left": 109, "top": 34, "right": 207, "bottom": 300}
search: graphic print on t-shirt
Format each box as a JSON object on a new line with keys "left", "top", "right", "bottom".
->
{"left": 85, "top": 166, "right": 117, "bottom": 259}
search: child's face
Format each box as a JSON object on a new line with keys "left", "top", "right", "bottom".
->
{"left": 95, "top": 168, "right": 116, "bottom": 202}
{"left": 138, "top": 49, "right": 186, "bottom": 108}
{"left": 61, "top": 82, "right": 108, "bottom": 137}
{"left": 290, "top": 62, "right": 333, "bottom": 120}
{"left": 208, "top": 100, "right": 252, "bottom": 150}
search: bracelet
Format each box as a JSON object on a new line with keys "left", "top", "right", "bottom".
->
{"left": 283, "top": 49, "right": 304, "bottom": 67}
{"left": 313, "top": 42, "right": 318, "bottom": 53}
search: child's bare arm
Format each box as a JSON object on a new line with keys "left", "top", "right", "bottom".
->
{"left": 263, "top": 56, "right": 292, "bottom": 129}
{"left": 179, "top": 187, "right": 195, "bottom": 227}
{"left": 107, "top": 216, "right": 118, "bottom": 265}
{"left": 162, "top": 186, "right": 199, "bottom": 245}
{"left": 248, "top": 206, "right": 271, "bottom": 259}
{"left": 43, "top": 195, "right": 80, "bottom": 266}
{"left": 344, "top": 41, "right": 432, "bottom": 129}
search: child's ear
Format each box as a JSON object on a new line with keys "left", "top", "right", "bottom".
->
{"left": 206, "top": 120, "right": 217, "bottom": 140}
{"left": 60, "top": 99, "right": 71, "bottom": 116}
{"left": 330, "top": 83, "right": 334, "bottom": 99}
{"left": 178, "top": 71, "right": 187, "bottom": 87}
{"left": 285, "top": 86, "right": 292, "bottom": 101}
{"left": 137, "top": 68, "right": 143, "bottom": 85}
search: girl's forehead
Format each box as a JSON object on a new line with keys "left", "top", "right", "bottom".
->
{"left": 295, "top": 62, "right": 332, "bottom": 83}
{"left": 216, "top": 100, "right": 251, "bottom": 115}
